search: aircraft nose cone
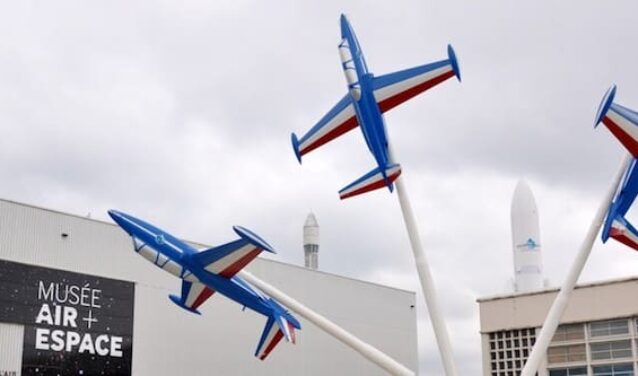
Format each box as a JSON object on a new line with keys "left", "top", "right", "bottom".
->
{"left": 108, "top": 210, "right": 124, "bottom": 224}
{"left": 340, "top": 14, "right": 351, "bottom": 35}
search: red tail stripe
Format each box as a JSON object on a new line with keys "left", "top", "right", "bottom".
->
{"left": 610, "top": 232, "right": 638, "bottom": 252}
{"left": 192, "top": 287, "right": 215, "bottom": 310}
{"left": 340, "top": 170, "right": 401, "bottom": 200}
{"left": 609, "top": 227, "right": 624, "bottom": 238}
{"left": 602, "top": 116, "right": 638, "bottom": 157}
{"left": 259, "top": 330, "right": 284, "bottom": 360}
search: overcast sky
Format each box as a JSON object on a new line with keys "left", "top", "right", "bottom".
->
{"left": 2, "top": 1, "right": 638, "bottom": 374}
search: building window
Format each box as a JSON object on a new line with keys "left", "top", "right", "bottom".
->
{"left": 590, "top": 320, "right": 629, "bottom": 338}
{"left": 590, "top": 340, "right": 632, "bottom": 360}
{"left": 552, "top": 324, "right": 585, "bottom": 342}
{"left": 487, "top": 328, "right": 536, "bottom": 375}
{"left": 547, "top": 344, "right": 586, "bottom": 363}
{"left": 549, "top": 367, "right": 588, "bottom": 376}
{"left": 592, "top": 363, "right": 634, "bottom": 376}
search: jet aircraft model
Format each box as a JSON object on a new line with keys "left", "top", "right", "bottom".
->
{"left": 108, "top": 210, "right": 301, "bottom": 360}
{"left": 595, "top": 85, "right": 638, "bottom": 251}
{"left": 291, "top": 14, "right": 461, "bottom": 199}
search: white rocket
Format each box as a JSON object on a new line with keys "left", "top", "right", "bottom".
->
{"left": 511, "top": 180, "right": 544, "bottom": 292}
{"left": 303, "top": 213, "right": 319, "bottom": 270}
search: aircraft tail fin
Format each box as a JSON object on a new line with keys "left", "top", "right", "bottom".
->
{"left": 291, "top": 133, "right": 303, "bottom": 163}
{"left": 339, "top": 163, "right": 401, "bottom": 200}
{"left": 602, "top": 212, "right": 638, "bottom": 251}
{"left": 595, "top": 85, "right": 638, "bottom": 156}
{"left": 255, "top": 311, "right": 299, "bottom": 360}
{"left": 168, "top": 280, "right": 216, "bottom": 315}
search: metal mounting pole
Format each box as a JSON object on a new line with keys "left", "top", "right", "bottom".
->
{"left": 520, "top": 153, "right": 631, "bottom": 376}
{"left": 239, "top": 270, "right": 415, "bottom": 376}
{"left": 388, "top": 143, "right": 459, "bottom": 376}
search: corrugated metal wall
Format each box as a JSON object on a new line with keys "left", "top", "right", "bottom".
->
{"left": 0, "top": 323, "right": 24, "bottom": 376}
{"left": 0, "top": 199, "right": 418, "bottom": 375}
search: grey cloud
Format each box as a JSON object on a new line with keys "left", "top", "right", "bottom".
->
{"left": 2, "top": 1, "right": 638, "bottom": 375}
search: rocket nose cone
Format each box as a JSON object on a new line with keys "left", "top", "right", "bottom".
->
{"left": 511, "top": 179, "right": 540, "bottom": 238}
{"left": 512, "top": 179, "right": 535, "bottom": 206}
{"left": 304, "top": 213, "right": 318, "bottom": 227}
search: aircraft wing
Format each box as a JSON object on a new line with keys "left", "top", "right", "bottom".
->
{"left": 193, "top": 226, "right": 275, "bottom": 279}
{"left": 169, "top": 280, "right": 216, "bottom": 315}
{"left": 372, "top": 45, "right": 460, "bottom": 114}
{"left": 291, "top": 94, "right": 358, "bottom": 162}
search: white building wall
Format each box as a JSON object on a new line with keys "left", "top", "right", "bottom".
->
{"left": 0, "top": 323, "right": 23, "bottom": 376}
{"left": 0, "top": 199, "right": 417, "bottom": 375}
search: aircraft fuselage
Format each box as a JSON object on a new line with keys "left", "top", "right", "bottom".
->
{"left": 340, "top": 15, "right": 391, "bottom": 170}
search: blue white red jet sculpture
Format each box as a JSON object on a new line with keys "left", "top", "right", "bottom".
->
{"left": 108, "top": 210, "right": 301, "bottom": 360}
{"left": 595, "top": 85, "right": 638, "bottom": 251}
{"left": 291, "top": 14, "right": 461, "bottom": 199}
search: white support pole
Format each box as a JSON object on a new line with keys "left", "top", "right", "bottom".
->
{"left": 388, "top": 144, "right": 459, "bottom": 376}
{"left": 393, "top": 174, "right": 459, "bottom": 376}
{"left": 520, "top": 153, "right": 632, "bottom": 376}
{"left": 239, "top": 270, "right": 415, "bottom": 376}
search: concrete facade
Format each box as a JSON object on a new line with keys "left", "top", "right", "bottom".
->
{"left": 0, "top": 198, "right": 418, "bottom": 375}
{"left": 478, "top": 278, "right": 638, "bottom": 376}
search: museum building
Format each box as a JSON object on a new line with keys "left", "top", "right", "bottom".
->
{"left": 478, "top": 278, "right": 638, "bottom": 376}
{"left": 0, "top": 198, "right": 417, "bottom": 376}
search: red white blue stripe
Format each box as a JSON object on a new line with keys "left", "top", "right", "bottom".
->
{"left": 373, "top": 45, "right": 460, "bottom": 114}
{"left": 596, "top": 84, "right": 638, "bottom": 156}
{"left": 339, "top": 164, "right": 402, "bottom": 200}
{"left": 609, "top": 219, "right": 638, "bottom": 251}
{"left": 255, "top": 315, "right": 297, "bottom": 360}
{"left": 292, "top": 95, "right": 357, "bottom": 161}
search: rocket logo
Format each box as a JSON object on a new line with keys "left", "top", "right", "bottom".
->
{"left": 516, "top": 238, "right": 539, "bottom": 251}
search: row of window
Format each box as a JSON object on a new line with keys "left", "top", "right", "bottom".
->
{"left": 491, "top": 338, "right": 536, "bottom": 351}
{"left": 490, "top": 329, "right": 534, "bottom": 340}
{"left": 549, "top": 363, "right": 633, "bottom": 376}
{"left": 552, "top": 320, "right": 634, "bottom": 343}
{"left": 491, "top": 348, "right": 530, "bottom": 361}
{"left": 488, "top": 319, "right": 637, "bottom": 376}
{"left": 489, "top": 371, "right": 536, "bottom": 376}
{"left": 548, "top": 340, "right": 633, "bottom": 364}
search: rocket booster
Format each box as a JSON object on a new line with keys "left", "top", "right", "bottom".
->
{"left": 511, "top": 180, "right": 544, "bottom": 292}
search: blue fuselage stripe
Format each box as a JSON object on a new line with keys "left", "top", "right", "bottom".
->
{"left": 342, "top": 17, "right": 390, "bottom": 170}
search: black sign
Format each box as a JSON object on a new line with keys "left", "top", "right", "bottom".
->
{"left": 0, "top": 260, "right": 134, "bottom": 376}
